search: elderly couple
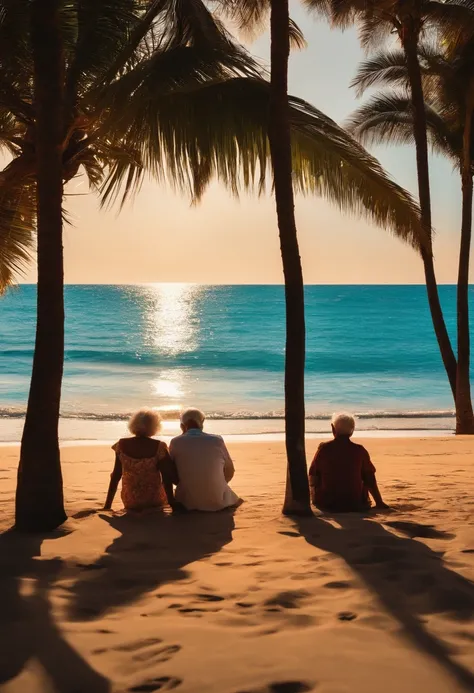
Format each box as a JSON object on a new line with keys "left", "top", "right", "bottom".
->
{"left": 104, "top": 408, "right": 388, "bottom": 513}
{"left": 104, "top": 408, "right": 241, "bottom": 513}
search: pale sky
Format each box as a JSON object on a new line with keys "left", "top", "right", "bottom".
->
{"left": 21, "top": 2, "right": 469, "bottom": 285}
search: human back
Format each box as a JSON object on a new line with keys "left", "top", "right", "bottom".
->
{"left": 311, "top": 437, "right": 370, "bottom": 511}
{"left": 105, "top": 408, "right": 175, "bottom": 512}
{"left": 309, "top": 412, "right": 388, "bottom": 512}
{"left": 170, "top": 408, "right": 240, "bottom": 512}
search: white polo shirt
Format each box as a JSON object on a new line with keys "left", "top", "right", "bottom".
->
{"left": 169, "top": 429, "right": 239, "bottom": 511}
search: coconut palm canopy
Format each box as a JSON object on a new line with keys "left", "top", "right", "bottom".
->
{"left": 303, "top": 0, "right": 474, "bottom": 49}
{"left": 346, "top": 38, "right": 474, "bottom": 166}
{"left": 0, "top": 0, "right": 427, "bottom": 291}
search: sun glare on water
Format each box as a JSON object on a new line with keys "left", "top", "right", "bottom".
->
{"left": 143, "top": 283, "right": 202, "bottom": 356}
{"left": 153, "top": 377, "right": 183, "bottom": 399}
{"left": 141, "top": 283, "right": 203, "bottom": 416}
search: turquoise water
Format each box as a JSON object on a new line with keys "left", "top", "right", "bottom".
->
{"left": 0, "top": 284, "right": 472, "bottom": 438}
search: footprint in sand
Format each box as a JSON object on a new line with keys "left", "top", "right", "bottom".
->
{"left": 236, "top": 682, "right": 314, "bottom": 693}
{"left": 93, "top": 638, "right": 163, "bottom": 656}
{"left": 116, "top": 639, "right": 164, "bottom": 653}
{"left": 133, "top": 645, "right": 181, "bottom": 664}
{"left": 324, "top": 581, "right": 352, "bottom": 590}
{"left": 76, "top": 562, "right": 106, "bottom": 571}
{"left": 264, "top": 591, "right": 309, "bottom": 610}
{"left": 95, "top": 639, "right": 180, "bottom": 666}
{"left": 129, "top": 676, "right": 182, "bottom": 692}
{"left": 178, "top": 607, "right": 221, "bottom": 614}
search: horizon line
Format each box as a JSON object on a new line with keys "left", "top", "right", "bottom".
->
{"left": 15, "top": 282, "right": 472, "bottom": 287}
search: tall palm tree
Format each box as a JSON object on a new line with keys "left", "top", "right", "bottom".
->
{"left": 1, "top": 0, "right": 426, "bottom": 530}
{"left": 15, "top": 0, "right": 67, "bottom": 530}
{"left": 347, "top": 37, "right": 474, "bottom": 433}
{"left": 268, "top": 0, "right": 311, "bottom": 514}
{"left": 306, "top": 0, "right": 474, "bottom": 425}
{"left": 214, "top": 0, "right": 430, "bottom": 510}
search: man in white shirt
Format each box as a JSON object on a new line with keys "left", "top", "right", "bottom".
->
{"left": 169, "top": 408, "right": 241, "bottom": 512}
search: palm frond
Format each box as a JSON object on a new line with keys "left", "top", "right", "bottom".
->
{"left": 351, "top": 49, "right": 409, "bottom": 96}
{"left": 0, "top": 181, "right": 35, "bottom": 292}
{"left": 347, "top": 91, "right": 461, "bottom": 163}
{"left": 98, "top": 38, "right": 262, "bottom": 127}
{"left": 99, "top": 76, "right": 425, "bottom": 250}
{"left": 222, "top": 0, "right": 269, "bottom": 37}
{"left": 303, "top": 0, "right": 362, "bottom": 30}
{"left": 286, "top": 92, "right": 425, "bottom": 251}
{"left": 424, "top": 0, "right": 474, "bottom": 49}
{"left": 65, "top": 0, "right": 141, "bottom": 103}
{"left": 289, "top": 18, "right": 307, "bottom": 50}
{"left": 358, "top": 12, "right": 394, "bottom": 52}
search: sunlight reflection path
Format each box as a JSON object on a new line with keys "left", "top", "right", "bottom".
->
{"left": 142, "top": 283, "right": 203, "bottom": 415}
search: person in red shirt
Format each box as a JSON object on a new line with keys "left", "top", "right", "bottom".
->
{"left": 309, "top": 413, "right": 389, "bottom": 512}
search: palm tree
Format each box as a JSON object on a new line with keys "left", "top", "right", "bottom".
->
{"left": 268, "top": 0, "right": 311, "bottom": 514}
{"left": 1, "top": 0, "right": 426, "bottom": 530}
{"left": 306, "top": 0, "right": 474, "bottom": 425}
{"left": 15, "top": 0, "right": 68, "bottom": 531}
{"left": 347, "top": 37, "right": 474, "bottom": 433}
{"left": 213, "top": 0, "right": 429, "bottom": 510}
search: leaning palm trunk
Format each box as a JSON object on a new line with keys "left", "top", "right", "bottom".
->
{"left": 402, "top": 26, "right": 458, "bottom": 402}
{"left": 456, "top": 88, "right": 474, "bottom": 434}
{"left": 15, "top": 0, "right": 67, "bottom": 531}
{"left": 269, "top": 0, "right": 311, "bottom": 515}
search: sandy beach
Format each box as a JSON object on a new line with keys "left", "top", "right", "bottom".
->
{"left": 1, "top": 436, "right": 473, "bottom": 693}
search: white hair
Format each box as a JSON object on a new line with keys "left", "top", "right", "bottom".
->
{"left": 128, "top": 408, "right": 162, "bottom": 437}
{"left": 331, "top": 412, "right": 356, "bottom": 437}
{"left": 180, "top": 408, "right": 205, "bottom": 429}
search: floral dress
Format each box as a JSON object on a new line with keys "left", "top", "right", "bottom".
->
{"left": 112, "top": 440, "right": 169, "bottom": 511}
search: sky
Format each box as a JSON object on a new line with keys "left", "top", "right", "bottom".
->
{"left": 21, "top": 2, "right": 469, "bottom": 285}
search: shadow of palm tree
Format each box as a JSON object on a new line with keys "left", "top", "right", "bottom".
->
{"left": 0, "top": 528, "right": 110, "bottom": 692}
{"left": 294, "top": 514, "right": 474, "bottom": 692}
{"left": 69, "top": 510, "right": 235, "bottom": 621}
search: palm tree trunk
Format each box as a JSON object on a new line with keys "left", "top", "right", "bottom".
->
{"left": 269, "top": 0, "right": 311, "bottom": 516}
{"left": 15, "top": 0, "right": 67, "bottom": 531}
{"left": 402, "top": 29, "right": 458, "bottom": 401}
{"left": 455, "top": 93, "right": 474, "bottom": 434}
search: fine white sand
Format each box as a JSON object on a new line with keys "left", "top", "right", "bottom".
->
{"left": 0, "top": 437, "right": 473, "bottom": 693}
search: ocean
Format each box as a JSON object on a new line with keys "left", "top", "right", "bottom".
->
{"left": 0, "top": 284, "right": 471, "bottom": 442}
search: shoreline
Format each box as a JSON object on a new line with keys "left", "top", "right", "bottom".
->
{"left": 0, "top": 429, "right": 456, "bottom": 446}
{"left": 0, "top": 415, "right": 457, "bottom": 444}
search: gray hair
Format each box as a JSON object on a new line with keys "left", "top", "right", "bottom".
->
{"left": 180, "top": 408, "right": 205, "bottom": 429}
{"left": 128, "top": 408, "right": 162, "bottom": 437}
{"left": 331, "top": 412, "right": 356, "bottom": 437}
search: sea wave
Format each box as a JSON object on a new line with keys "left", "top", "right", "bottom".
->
{"left": 0, "top": 407, "right": 455, "bottom": 421}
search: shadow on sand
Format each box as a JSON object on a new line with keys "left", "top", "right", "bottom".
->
{"left": 0, "top": 527, "right": 110, "bottom": 692}
{"left": 294, "top": 514, "right": 474, "bottom": 692}
{"left": 69, "top": 510, "right": 235, "bottom": 621}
